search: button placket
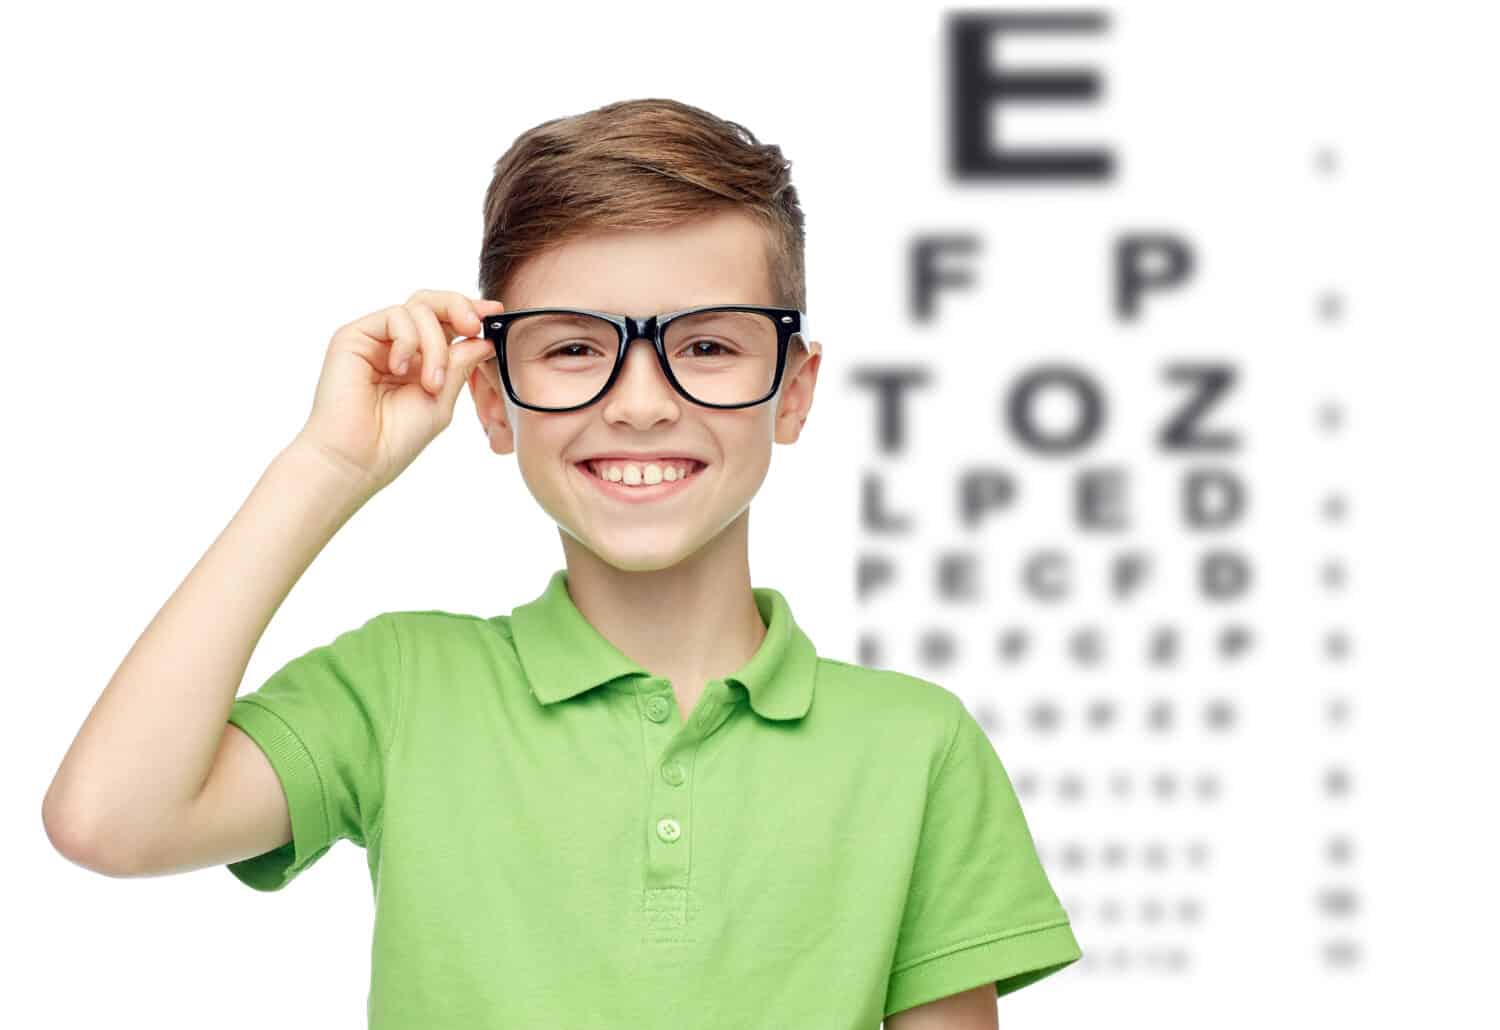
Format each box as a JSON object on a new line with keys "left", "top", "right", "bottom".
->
{"left": 639, "top": 679, "right": 738, "bottom": 941}
{"left": 640, "top": 678, "right": 696, "bottom": 937}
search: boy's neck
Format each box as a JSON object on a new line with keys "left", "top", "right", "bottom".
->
{"left": 557, "top": 519, "right": 766, "bottom": 717}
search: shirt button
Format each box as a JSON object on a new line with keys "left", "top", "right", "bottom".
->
{"left": 645, "top": 696, "right": 671, "bottom": 722}
{"left": 661, "top": 760, "right": 686, "bottom": 785}
{"left": 656, "top": 817, "right": 681, "bottom": 843}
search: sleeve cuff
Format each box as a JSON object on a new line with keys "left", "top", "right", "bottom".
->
{"left": 884, "top": 919, "right": 1083, "bottom": 1018}
{"left": 223, "top": 698, "right": 333, "bottom": 892}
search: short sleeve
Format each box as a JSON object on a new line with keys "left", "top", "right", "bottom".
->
{"left": 884, "top": 696, "right": 1082, "bottom": 1018}
{"left": 222, "top": 612, "right": 403, "bottom": 892}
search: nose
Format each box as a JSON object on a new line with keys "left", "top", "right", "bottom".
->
{"left": 601, "top": 332, "right": 681, "bottom": 416}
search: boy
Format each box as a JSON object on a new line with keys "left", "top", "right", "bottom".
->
{"left": 43, "top": 97, "right": 1081, "bottom": 1028}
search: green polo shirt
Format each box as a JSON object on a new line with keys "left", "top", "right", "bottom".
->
{"left": 225, "top": 568, "right": 1081, "bottom": 1027}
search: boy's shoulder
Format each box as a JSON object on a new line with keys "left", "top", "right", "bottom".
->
{"left": 815, "top": 655, "right": 958, "bottom": 705}
{"left": 379, "top": 608, "right": 512, "bottom": 636}
{"left": 348, "top": 608, "right": 513, "bottom": 671}
{"left": 813, "top": 655, "right": 965, "bottom": 734}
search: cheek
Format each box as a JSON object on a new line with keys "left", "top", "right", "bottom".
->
{"left": 511, "top": 434, "right": 572, "bottom": 504}
{"left": 511, "top": 453, "right": 551, "bottom": 510}
{"left": 510, "top": 413, "right": 572, "bottom": 469}
{"left": 722, "top": 410, "right": 776, "bottom": 450}
{"left": 719, "top": 425, "right": 775, "bottom": 487}
{"left": 710, "top": 414, "right": 766, "bottom": 460}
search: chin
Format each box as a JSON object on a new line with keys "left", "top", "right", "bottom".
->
{"left": 558, "top": 523, "right": 708, "bottom": 573}
{"left": 595, "top": 553, "right": 692, "bottom": 574}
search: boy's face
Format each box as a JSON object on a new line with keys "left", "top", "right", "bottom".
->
{"left": 468, "top": 207, "right": 822, "bottom": 572}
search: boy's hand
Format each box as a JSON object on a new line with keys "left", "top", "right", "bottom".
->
{"left": 294, "top": 290, "right": 504, "bottom": 494}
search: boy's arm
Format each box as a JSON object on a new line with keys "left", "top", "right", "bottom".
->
{"left": 884, "top": 983, "right": 999, "bottom": 1029}
{"left": 41, "top": 437, "right": 374, "bottom": 876}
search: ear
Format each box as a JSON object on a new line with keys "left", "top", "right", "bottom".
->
{"left": 469, "top": 355, "right": 516, "bottom": 454}
{"left": 774, "top": 338, "right": 822, "bottom": 445}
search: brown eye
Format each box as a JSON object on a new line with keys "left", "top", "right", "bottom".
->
{"left": 680, "top": 339, "right": 734, "bottom": 358}
{"left": 546, "top": 342, "right": 605, "bottom": 359}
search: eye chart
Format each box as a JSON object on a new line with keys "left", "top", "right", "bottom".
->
{"left": 848, "top": 4, "right": 1497, "bottom": 1026}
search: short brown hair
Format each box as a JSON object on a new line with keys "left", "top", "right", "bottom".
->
{"left": 478, "top": 97, "right": 807, "bottom": 315}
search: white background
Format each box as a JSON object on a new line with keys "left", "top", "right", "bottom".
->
{"left": 5, "top": 0, "right": 1497, "bottom": 1026}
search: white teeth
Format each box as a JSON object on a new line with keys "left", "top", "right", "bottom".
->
{"left": 587, "top": 460, "right": 700, "bottom": 486}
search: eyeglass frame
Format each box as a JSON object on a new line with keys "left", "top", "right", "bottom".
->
{"left": 481, "top": 303, "right": 810, "bottom": 412}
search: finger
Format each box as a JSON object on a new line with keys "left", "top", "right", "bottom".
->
{"left": 407, "top": 289, "right": 496, "bottom": 342}
{"left": 436, "top": 336, "right": 497, "bottom": 408}
{"left": 405, "top": 301, "right": 452, "bottom": 394}
{"left": 456, "top": 334, "right": 499, "bottom": 380}
{"left": 351, "top": 304, "right": 422, "bottom": 377}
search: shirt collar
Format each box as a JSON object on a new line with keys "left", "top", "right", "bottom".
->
{"left": 508, "top": 569, "right": 818, "bottom": 720}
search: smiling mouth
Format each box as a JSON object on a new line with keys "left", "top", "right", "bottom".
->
{"left": 576, "top": 459, "right": 708, "bottom": 486}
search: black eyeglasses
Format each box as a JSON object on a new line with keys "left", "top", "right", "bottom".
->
{"left": 481, "top": 304, "right": 810, "bottom": 412}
